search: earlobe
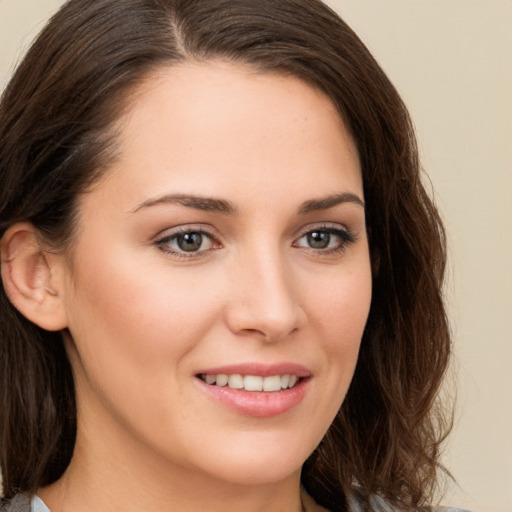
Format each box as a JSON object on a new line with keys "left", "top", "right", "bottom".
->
{"left": 0, "top": 223, "right": 68, "bottom": 331}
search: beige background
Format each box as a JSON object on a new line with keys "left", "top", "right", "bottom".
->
{"left": 1, "top": 1, "right": 511, "bottom": 511}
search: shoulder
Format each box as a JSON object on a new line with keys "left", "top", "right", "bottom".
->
{"left": 435, "top": 509, "right": 472, "bottom": 512}
{"left": 0, "top": 494, "right": 48, "bottom": 512}
{"left": 347, "top": 493, "right": 472, "bottom": 512}
{"left": 0, "top": 493, "right": 31, "bottom": 512}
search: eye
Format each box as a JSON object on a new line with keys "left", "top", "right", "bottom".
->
{"left": 155, "top": 228, "right": 219, "bottom": 256}
{"left": 294, "top": 226, "right": 356, "bottom": 252}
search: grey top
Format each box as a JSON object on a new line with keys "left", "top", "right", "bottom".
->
{"left": 0, "top": 492, "right": 472, "bottom": 512}
{"left": 29, "top": 497, "right": 47, "bottom": 512}
{"left": 0, "top": 495, "right": 44, "bottom": 512}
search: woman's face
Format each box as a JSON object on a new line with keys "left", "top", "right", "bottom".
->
{"left": 60, "top": 62, "right": 372, "bottom": 487}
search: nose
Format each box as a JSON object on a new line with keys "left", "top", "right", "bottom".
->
{"left": 224, "top": 248, "right": 307, "bottom": 342}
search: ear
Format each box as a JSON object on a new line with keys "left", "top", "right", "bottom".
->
{"left": 0, "top": 222, "right": 68, "bottom": 331}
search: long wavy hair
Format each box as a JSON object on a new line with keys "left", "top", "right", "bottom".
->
{"left": 0, "top": 1, "right": 452, "bottom": 510}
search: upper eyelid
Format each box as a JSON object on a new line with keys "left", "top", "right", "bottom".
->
{"left": 294, "top": 225, "right": 355, "bottom": 242}
{"left": 153, "top": 226, "right": 220, "bottom": 253}
{"left": 154, "top": 228, "right": 219, "bottom": 258}
{"left": 292, "top": 222, "right": 350, "bottom": 239}
{"left": 293, "top": 226, "right": 358, "bottom": 255}
{"left": 154, "top": 223, "right": 219, "bottom": 240}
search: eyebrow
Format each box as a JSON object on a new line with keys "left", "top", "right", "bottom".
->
{"left": 132, "top": 194, "right": 236, "bottom": 214}
{"left": 297, "top": 192, "right": 365, "bottom": 214}
{"left": 132, "top": 191, "right": 364, "bottom": 215}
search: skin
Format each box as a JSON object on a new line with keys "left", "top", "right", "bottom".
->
{"left": 39, "top": 62, "right": 372, "bottom": 512}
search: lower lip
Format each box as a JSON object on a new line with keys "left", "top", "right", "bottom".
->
{"left": 197, "top": 377, "right": 309, "bottom": 417}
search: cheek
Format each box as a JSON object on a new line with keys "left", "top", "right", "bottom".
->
{"left": 63, "top": 245, "right": 223, "bottom": 389}
{"left": 72, "top": 252, "right": 207, "bottom": 332}
{"left": 62, "top": 249, "right": 226, "bottom": 446}
{"left": 290, "top": 263, "right": 371, "bottom": 447}
{"left": 310, "top": 262, "right": 372, "bottom": 344}
{"left": 307, "top": 260, "right": 372, "bottom": 393}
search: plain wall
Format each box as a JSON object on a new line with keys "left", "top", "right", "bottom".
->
{"left": 1, "top": 1, "right": 511, "bottom": 511}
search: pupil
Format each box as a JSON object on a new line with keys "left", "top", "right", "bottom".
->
{"left": 308, "top": 231, "right": 330, "bottom": 249}
{"left": 179, "top": 232, "right": 202, "bottom": 251}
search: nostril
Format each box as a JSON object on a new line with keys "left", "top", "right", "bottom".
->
{"left": 224, "top": 302, "right": 306, "bottom": 343}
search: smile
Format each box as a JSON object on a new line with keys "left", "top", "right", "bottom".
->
{"left": 199, "top": 373, "right": 299, "bottom": 392}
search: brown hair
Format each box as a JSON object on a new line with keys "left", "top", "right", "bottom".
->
{"left": 0, "top": 1, "right": 452, "bottom": 510}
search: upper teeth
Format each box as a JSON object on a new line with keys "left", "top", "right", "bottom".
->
{"left": 201, "top": 374, "right": 298, "bottom": 392}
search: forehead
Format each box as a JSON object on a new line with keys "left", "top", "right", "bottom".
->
{"left": 94, "top": 61, "right": 362, "bottom": 209}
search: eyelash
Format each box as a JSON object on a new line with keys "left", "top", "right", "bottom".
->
{"left": 293, "top": 225, "right": 357, "bottom": 255}
{"left": 154, "top": 225, "right": 357, "bottom": 259}
{"left": 155, "top": 228, "right": 218, "bottom": 259}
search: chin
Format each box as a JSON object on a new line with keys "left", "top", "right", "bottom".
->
{"left": 209, "top": 460, "right": 302, "bottom": 487}
{"left": 186, "top": 435, "right": 313, "bottom": 487}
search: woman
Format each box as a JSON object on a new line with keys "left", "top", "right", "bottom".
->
{"left": 0, "top": 1, "right": 453, "bottom": 511}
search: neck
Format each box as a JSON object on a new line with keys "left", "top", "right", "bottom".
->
{"left": 39, "top": 422, "right": 305, "bottom": 512}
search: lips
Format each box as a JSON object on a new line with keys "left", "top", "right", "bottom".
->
{"left": 196, "top": 363, "right": 311, "bottom": 417}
